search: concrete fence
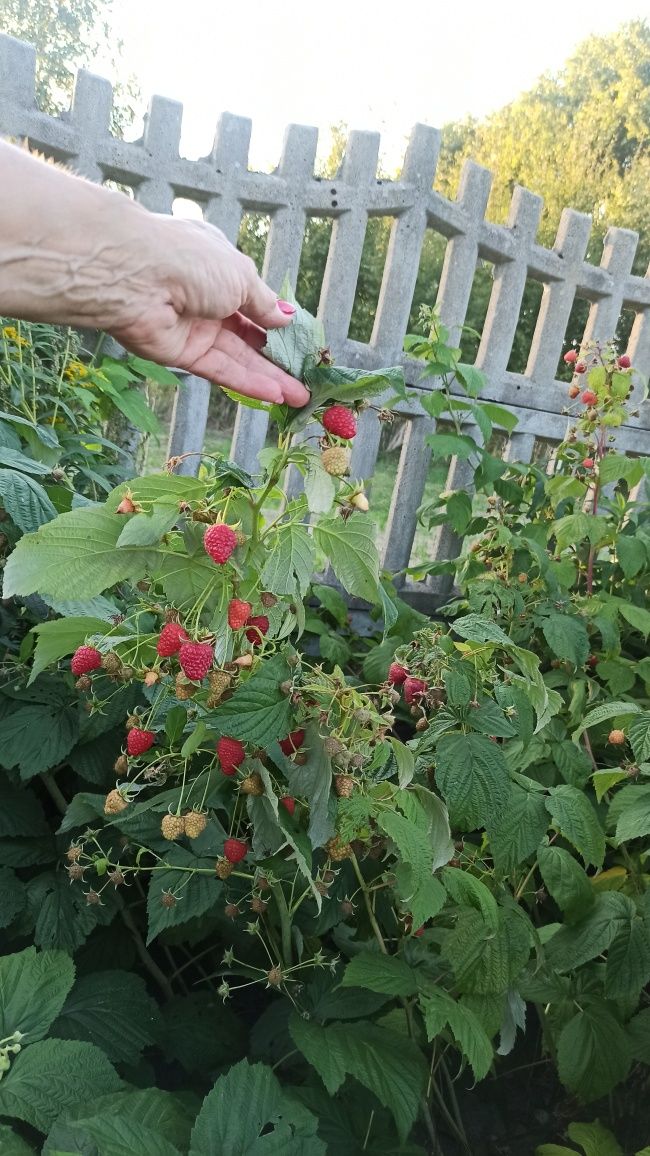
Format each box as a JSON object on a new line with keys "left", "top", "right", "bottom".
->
{"left": 1, "top": 34, "right": 649, "bottom": 608}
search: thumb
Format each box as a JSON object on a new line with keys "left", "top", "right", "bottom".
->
{"left": 238, "top": 262, "right": 297, "bottom": 330}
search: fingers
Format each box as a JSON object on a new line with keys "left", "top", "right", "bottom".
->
{"left": 184, "top": 329, "right": 309, "bottom": 406}
{"left": 187, "top": 344, "right": 284, "bottom": 404}
{"left": 214, "top": 328, "right": 310, "bottom": 407}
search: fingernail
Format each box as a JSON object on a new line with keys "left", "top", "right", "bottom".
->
{"left": 277, "top": 299, "right": 296, "bottom": 315}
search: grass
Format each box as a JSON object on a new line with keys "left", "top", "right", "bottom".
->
{"left": 144, "top": 422, "right": 448, "bottom": 567}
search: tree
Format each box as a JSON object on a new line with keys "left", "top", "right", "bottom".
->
{"left": 0, "top": 0, "right": 139, "bottom": 134}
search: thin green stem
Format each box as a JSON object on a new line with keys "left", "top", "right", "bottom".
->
{"left": 350, "top": 853, "right": 388, "bottom": 954}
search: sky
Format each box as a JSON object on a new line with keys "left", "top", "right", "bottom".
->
{"left": 107, "top": 0, "right": 648, "bottom": 175}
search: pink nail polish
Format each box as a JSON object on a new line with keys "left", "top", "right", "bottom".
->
{"left": 277, "top": 299, "right": 296, "bottom": 315}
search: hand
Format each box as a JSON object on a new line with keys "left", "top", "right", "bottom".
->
{"left": 112, "top": 216, "right": 310, "bottom": 407}
{"left": 0, "top": 144, "right": 310, "bottom": 407}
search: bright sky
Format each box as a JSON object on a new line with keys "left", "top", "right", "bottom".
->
{"left": 108, "top": 0, "right": 648, "bottom": 174}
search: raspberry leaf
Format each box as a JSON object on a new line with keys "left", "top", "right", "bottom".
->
{"left": 0, "top": 1039, "right": 121, "bottom": 1133}
{"left": 313, "top": 513, "right": 380, "bottom": 603}
{"left": 190, "top": 1058, "right": 324, "bottom": 1156}
{"left": 209, "top": 655, "right": 292, "bottom": 745}
{"left": 0, "top": 946, "right": 75, "bottom": 1045}
{"left": 50, "top": 970, "right": 162, "bottom": 1063}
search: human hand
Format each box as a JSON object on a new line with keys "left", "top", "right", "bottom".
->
{"left": 112, "top": 216, "right": 310, "bottom": 407}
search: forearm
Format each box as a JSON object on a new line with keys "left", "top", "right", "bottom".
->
{"left": 0, "top": 141, "right": 162, "bottom": 329}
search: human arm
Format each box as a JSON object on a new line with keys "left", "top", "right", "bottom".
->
{"left": 0, "top": 141, "right": 308, "bottom": 405}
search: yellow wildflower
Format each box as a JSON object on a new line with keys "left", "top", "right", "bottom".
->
{"left": 2, "top": 325, "right": 29, "bottom": 347}
{"left": 64, "top": 360, "right": 92, "bottom": 384}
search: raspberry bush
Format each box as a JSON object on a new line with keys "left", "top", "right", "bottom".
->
{"left": 0, "top": 302, "right": 648, "bottom": 1153}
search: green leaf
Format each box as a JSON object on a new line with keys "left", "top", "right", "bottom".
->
{"left": 0, "top": 868, "right": 25, "bottom": 929}
{"left": 264, "top": 301, "right": 324, "bottom": 379}
{"left": 427, "top": 432, "right": 478, "bottom": 459}
{"left": 435, "top": 732, "right": 511, "bottom": 828}
{"left": 99, "top": 379, "right": 159, "bottom": 433}
{"left": 537, "top": 843, "right": 594, "bottom": 921}
{"left": 375, "top": 807, "right": 434, "bottom": 896}
{"left": 608, "top": 783, "right": 650, "bottom": 844}
{"left": 211, "top": 654, "right": 292, "bottom": 745}
{"left": 261, "top": 522, "right": 314, "bottom": 598}
{"left": 452, "top": 614, "right": 512, "bottom": 647}
{"left": 456, "top": 362, "right": 486, "bottom": 398}
{"left": 0, "top": 1039, "right": 121, "bottom": 1133}
{"left": 341, "top": 953, "right": 418, "bottom": 997}
{"left": 0, "top": 1124, "right": 35, "bottom": 1154}
{"left": 592, "top": 769, "right": 629, "bottom": 804}
{"left": 0, "top": 444, "right": 52, "bottom": 475}
{"left": 26, "top": 872, "right": 96, "bottom": 954}
{"left": 478, "top": 402, "right": 518, "bottom": 434}
{"left": 50, "top": 970, "right": 162, "bottom": 1063}
{"left": 542, "top": 613, "right": 589, "bottom": 668}
{"left": 190, "top": 1057, "right": 324, "bottom": 1155}
{"left": 616, "top": 535, "right": 647, "bottom": 579}
{"left": 566, "top": 1121, "right": 623, "bottom": 1156}
{"left": 0, "top": 947, "right": 75, "bottom": 1045}
{"left": 617, "top": 600, "right": 650, "bottom": 638}
{"left": 314, "top": 513, "right": 380, "bottom": 603}
{"left": 46, "top": 1114, "right": 182, "bottom": 1156}
{"left": 146, "top": 849, "right": 220, "bottom": 944}
{"left": 0, "top": 775, "right": 48, "bottom": 838}
{"left": 289, "top": 1017, "right": 428, "bottom": 1142}
{"left": 420, "top": 988, "right": 493, "bottom": 1080}
{"left": 156, "top": 550, "right": 226, "bottom": 613}
{"left": 629, "top": 713, "right": 650, "bottom": 763}
{"left": 303, "top": 456, "right": 335, "bottom": 515}
{"left": 487, "top": 787, "right": 550, "bottom": 874}
{"left": 546, "top": 785, "right": 605, "bottom": 867}
{"left": 628, "top": 1007, "right": 650, "bottom": 1064}
{"left": 0, "top": 470, "right": 56, "bottom": 531}
{"left": 126, "top": 356, "right": 181, "bottom": 387}
{"left": 546, "top": 892, "right": 635, "bottom": 973}
{"left": 443, "top": 906, "right": 532, "bottom": 995}
{"left": 442, "top": 867, "right": 498, "bottom": 929}
{"left": 552, "top": 513, "right": 609, "bottom": 553}
{"left": 312, "top": 583, "right": 349, "bottom": 627}
{"left": 3, "top": 507, "right": 159, "bottom": 600}
{"left": 0, "top": 696, "right": 78, "bottom": 780}
{"left": 116, "top": 505, "right": 179, "bottom": 547}
{"left": 604, "top": 918, "right": 650, "bottom": 999}
{"left": 575, "top": 700, "right": 640, "bottom": 737}
{"left": 557, "top": 1006, "right": 631, "bottom": 1101}
{"left": 282, "top": 726, "right": 335, "bottom": 849}
{"left": 28, "top": 616, "right": 111, "bottom": 685}
{"left": 445, "top": 491, "right": 473, "bottom": 535}
{"left": 599, "top": 453, "right": 644, "bottom": 487}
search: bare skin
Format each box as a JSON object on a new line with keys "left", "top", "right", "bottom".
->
{"left": 0, "top": 142, "right": 309, "bottom": 406}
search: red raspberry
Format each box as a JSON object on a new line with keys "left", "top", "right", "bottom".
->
{"left": 581, "top": 389, "right": 597, "bottom": 405}
{"left": 70, "top": 646, "right": 102, "bottom": 675}
{"left": 322, "top": 405, "right": 357, "bottom": 439}
{"left": 228, "top": 599, "right": 252, "bottom": 630}
{"left": 279, "top": 729, "right": 305, "bottom": 756}
{"left": 156, "top": 622, "right": 189, "bottom": 657}
{"left": 127, "top": 728, "right": 155, "bottom": 756}
{"left": 617, "top": 354, "right": 631, "bottom": 369}
{"left": 223, "top": 838, "right": 249, "bottom": 864}
{"left": 587, "top": 655, "right": 599, "bottom": 669}
{"left": 563, "top": 350, "right": 577, "bottom": 364}
{"left": 116, "top": 495, "right": 137, "bottom": 514}
{"left": 413, "top": 926, "right": 425, "bottom": 938}
{"left": 582, "top": 458, "right": 594, "bottom": 469}
{"left": 245, "top": 615, "right": 269, "bottom": 645}
{"left": 280, "top": 796, "right": 296, "bottom": 816}
{"left": 217, "top": 736, "right": 245, "bottom": 776}
{"left": 204, "top": 523, "right": 238, "bottom": 564}
{"left": 178, "top": 641, "right": 214, "bottom": 681}
{"left": 575, "top": 361, "right": 587, "bottom": 374}
{"left": 404, "top": 677, "right": 427, "bottom": 705}
{"left": 388, "top": 662, "right": 408, "bottom": 686}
